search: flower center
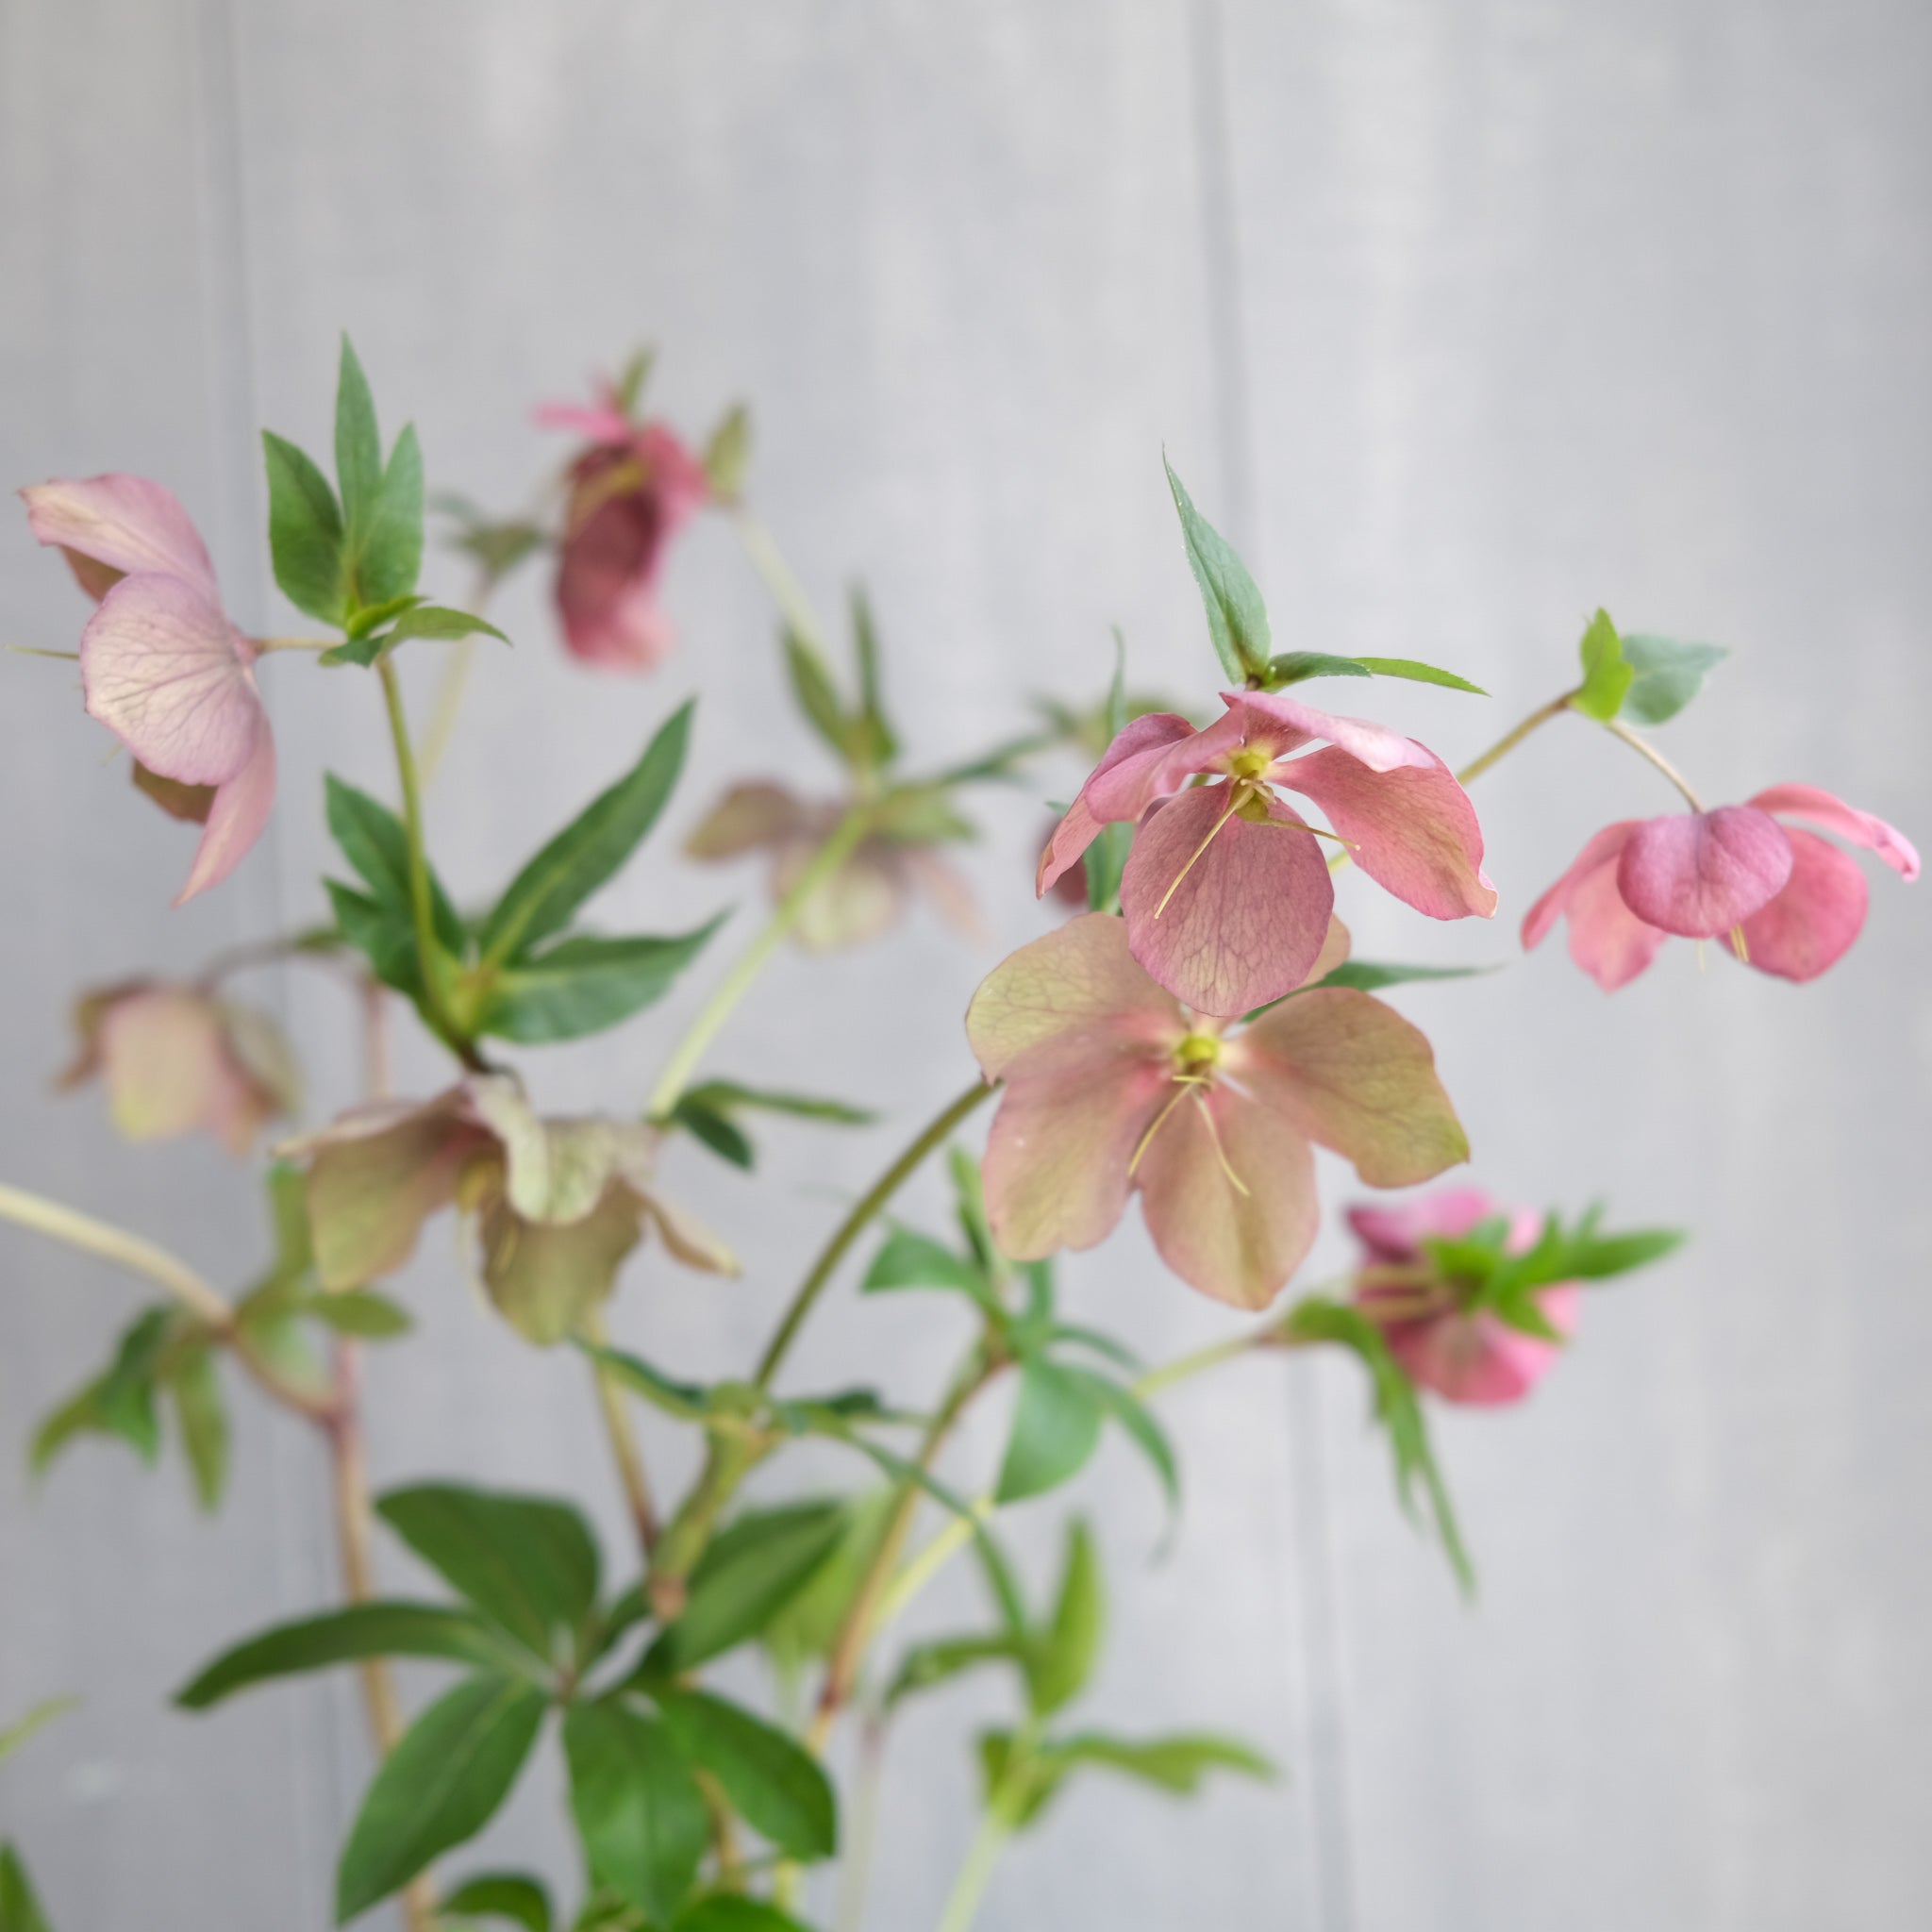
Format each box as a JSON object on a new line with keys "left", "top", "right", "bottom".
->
{"left": 1227, "top": 748, "right": 1272, "bottom": 781}
{"left": 1173, "top": 1031, "right": 1221, "bottom": 1077}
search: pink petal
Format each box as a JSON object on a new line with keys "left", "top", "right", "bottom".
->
{"left": 965, "top": 912, "right": 1180, "bottom": 1079}
{"left": 1037, "top": 712, "right": 1197, "bottom": 894}
{"left": 176, "top": 709, "right": 275, "bottom": 902}
{"left": 1346, "top": 1187, "right": 1506, "bottom": 1264}
{"left": 1120, "top": 786, "right": 1336, "bottom": 1017}
{"left": 1561, "top": 858, "right": 1671, "bottom": 991}
{"left": 22, "top": 475, "right": 217, "bottom": 597}
{"left": 95, "top": 990, "right": 228, "bottom": 1143}
{"left": 1274, "top": 745, "right": 1497, "bottom": 921}
{"left": 1522, "top": 823, "right": 1639, "bottom": 951}
{"left": 534, "top": 400, "right": 634, "bottom": 444}
{"left": 1232, "top": 988, "right": 1468, "bottom": 1185}
{"left": 1616, "top": 807, "right": 1793, "bottom": 938}
{"left": 1231, "top": 691, "right": 1435, "bottom": 774}
{"left": 1738, "top": 826, "right": 1870, "bottom": 982}
{"left": 1748, "top": 783, "right": 1921, "bottom": 881}
{"left": 1388, "top": 1286, "right": 1578, "bottom": 1406}
{"left": 1135, "top": 1084, "right": 1319, "bottom": 1308}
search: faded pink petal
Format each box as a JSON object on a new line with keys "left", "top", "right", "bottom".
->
{"left": 1522, "top": 822, "right": 1669, "bottom": 991}
{"left": 1347, "top": 1188, "right": 1533, "bottom": 1262}
{"left": 1749, "top": 783, "right": 1921, "bottom": 881}
{"left": 782, "top": 839, "right": 906, "bottom": 951}
{"left": 685, "top": 782, "right": 802, "bottom": 859}
{"left": 1275, "top": 745, "right": 1496, "bottom": 922}
{"left": 176, "top": 710, "right": 275, "bottom": 903}
{"left": 1037, "top": 712, "right": 1195, "bottom": 894}
{"left": 1119, "top": 787, "right": 1335, "bottom": 1016}
{"left": 22, "top": 475, "right": 217, "bottom": 597}
{"left": 1234, "top": 989, "right": 1468, "bottom": 1185}
{"left": 1737, "top": 826, "right": 1869, "bottom": 982}
{"left": 1387, "top": 1289, "right": 1578, "bottom": 1406}
{"left": 1616, "top": 806, "right": 1792, "bottom": 938}
{"left": 1226, "top": 691, "right": 1434, "bottom": 775}
{"left": 1136, "top": 1082, "right": 1319, "bottom": 1308}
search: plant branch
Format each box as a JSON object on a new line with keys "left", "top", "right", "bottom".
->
{"left": 935, "top": 1807, "right": 1014, "bottom": 1932}
{"left": 585, "top": 1308, "right": 658, "bottom": 1558}
{"left": 1598, "top": 714, "right": 1706, "bottom": 810}
{"left": 0, "top": 1182, "right": 233, "bottom": 1326}
{"left": 1455, "top": 690, "right": 1578, "bottom": 787}
{"left": 733, "top": 506, "right": 833, "bottom": 658}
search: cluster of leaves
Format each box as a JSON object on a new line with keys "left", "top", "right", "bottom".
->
{"left": 325, "top": 700, "right": 722, "bottom": 1052}
{"left": 1572, "top": 608, "right": 1727, "bottom": 725}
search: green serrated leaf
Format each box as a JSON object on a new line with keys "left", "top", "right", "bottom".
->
{"left": 681, "top": 1081, "right": 875, "bottom": 1127}
{"left": 439, "top": 1872, "right": 553, "bottom": 1932}
{"left": 782, "top": 631, "right": 853, "bottom": 765}
{"left": 1040, "top": 1729, "right": 1274, "bottom": 1797}
{"left": 1353, "top": 656, "right": 1489, "bottom": 694}
{"left": 1029, "top": 1520, "right": 1104, "bottom": 1719}
{"left": 860, "top": 1228, "right": 993, "bottom": 1303}
{"left": 886, "top": 1632, "right": 1030, "bottom": 1710}
{"left": 996, "top": 1357, "right": 1105, "bottom": 1505}
{"left": 31, "top": 1306, "right": 175, "bottom": 1474}
{"left": 583, "top": 1343, "right": 714, "bottom": 1424}
{"left": 323, "top": 774, "right": 466, "bottom": 950}
{"left": 1265, "top": 652, "right": 1374, "bottom": 686}
{"left": 849, "top": 587, "right": 898, "bottom": 771}
{"left": 671, "top": 1095, "right": 757, "bottom": 1170}
{"left": 1618, "top": 635, "right": 1727, "bottom": 725}
{"left": 649, "top": 1689, "right": 836, "bottom": 1860}
{"left": 167, "top": 1345, "right": 227, "bottom": 1511}
{"left": 1163, "top": 456, "right": 1270, "bottom": 682}
{"left": 1573, "top": 608, "right": 1633, "bottom": 722}
{"left": 563, "top": 1704, "right": 708, "bottom": 1924}
{"left": 262, "top": 430, "right": 346, "bottom": 625}
{"left": 476, "top": 921, "right": 724, "bottom": 1045}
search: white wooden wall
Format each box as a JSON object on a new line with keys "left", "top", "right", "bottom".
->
{"left": 3, "top": 4, "right": 1928, "bottom": 1928}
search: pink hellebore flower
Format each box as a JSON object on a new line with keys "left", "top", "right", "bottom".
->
{"left": 539, "top": 390, "right": 710, "bottom": 672}
{"left": 280, "top": 1075, "right": 737, "bottom": 1346}
{"left": 1036, "top": 693, "right": 1495, "bottom": 1018}
{"left": 1348, "top": 1189, "right": 1578, "bottom": 1407}
{"left": 965, "top": 912, "right": 1468, "bottom": 1310}
{"left": 687, "top": 782, "right": 981, "bottom": 952}
{"left": 1524, "top": 787, "right": 1919, "bottom": 991}
{"left": 60, "top": 981, "right": 300, "bottom": 1158}
{"left": 22, "top": 475, "right": 275, "bottom": 902}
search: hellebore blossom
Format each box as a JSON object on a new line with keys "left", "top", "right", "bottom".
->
{"left": 281, "top": 1075, "right": 736, "bottom": 1345}
{"left": 59, "top": 981, "right": 299, "bottom": 1158}
{"left": 1524, "top": 786, "right": 1920, "bottom": 990}
{"left": 1036, "top": 692, "right": 1495, "bottom": 1017}
{"left": 1348, "top": 1190, "right": 1578, "bottom": 1406}
{"left": 687, "top": 781, "right": 981, "bottom": 951}
{"left": 965, "top": 911, "right": 1468, "bottom": 1309}
{"left": 539, "top": 389, "right": 710, "bottom": 672}
{"left": 22, "top": 475, "right": 275, "bottom": 902}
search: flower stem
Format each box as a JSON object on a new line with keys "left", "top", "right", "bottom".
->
{"left": 733, "top": 507, "right": 833, "bottom": 656}
{"left": 935, "top": 1809, "right": 1014, "bottom": 1932}
{"left": 585, "top": 1307, "right": 658, "bottom": 1558}
{"left": 1131, "top": 1328, "right": 1277, "bottom": 1400}
{"left": 645, "top": 807, "right": 874, "bottom": 1123}
{"left": 0, "top": 1182, "right": 233, "bottom": 1327}
{"left": 1598, "top": 714, "right": 1706, "bottom": 810}
{"left": 1455, "top": 690, "right": 1578, "bottom": 787}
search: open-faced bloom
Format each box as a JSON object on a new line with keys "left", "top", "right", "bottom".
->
{"left": 281, "top": 1075, "right": 736, "bottom": 1345}
{"left": 22, "top": 475, "right": 275, "bottom": 902}
{"left": 59, "top": 981, "right": 299, "bottom": 1158}
{"left": 965, "top": 912, "right": 1468, "bottom": 1308}
{"left": 1035, "top": 693, "right": 1494, "bottom": 1018}
{"left": 1348, "top": 1189, "right": 1577, "bottom": 1406}
{"left": 687, "top": 782, "right": 980, "bottom": 951}
{"left": 538, "top": 390, "right": 710, "bottom": 672}
{"left": 1524, "top": 786, "right": 1920, "bottom": 991}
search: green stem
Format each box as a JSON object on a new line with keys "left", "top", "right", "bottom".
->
{"left": 754, "top": 1078, "right": 994, "bottom": 1391}
{"left": 1130, "top": 1329, "right": 1277, "bottom": 1401}
{"left": 1455, "top": 690, "right": 1578, "bottom": 788}
{"left": 375, "top": 658, "right": 480, "bottom": 1068}
{"left": 1598, "top": 714, "right": 1706, "bottom": 811}
{"left": 585, "top": 1308, "right": 658, "bottom": 1559}
{"left": 645, "top": 807, "right": 874, "bottom": 1122}
{"left": 935, "top": 1808, "right": 1014, "bottom": 1932}
{"left": 733, "top": 507, "right": 832, "bottom": 657}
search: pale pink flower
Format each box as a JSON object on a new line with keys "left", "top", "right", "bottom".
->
{"left": 279, "top": 1075, "right": 736, "bottom": 1346}
{"left": 22, "top": 475, "right": 275, "bottom": 902}
{"left": 59, "top": 981, "right": 299, "bottom": 1158}
{"left": 1035, "top": 694, "right": 1495, "bottom": 1017}
{"left": 965, "top": 912, "right": 1468, "bottom": 1309}
{"left": 1348, "top": 1189, "right": 1578, "bottom": 1406}
{"left": 1524, "top": 786, "right": 1919, "bottom": 990}
{"left": 687, "top": 782, "right": 981, "bottom": 952}
{"left": 539, "top": 389, "right": 709, "bottom": 672}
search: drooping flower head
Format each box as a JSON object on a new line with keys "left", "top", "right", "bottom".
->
{"left": 1348, "top": 1190, "right": 1578, "bottom": 1406}
{"left": 60, "top": 980, "right": 300, "bottom": 1158}
{"left": 1524, "top": 785, "right": 1919, "bottom": 990}
{"left": 22, "top": 475, "right": 275, "bottom": 902}
{"left": 280, "top": 1075, "right": 736, "bottom": 1345}
{"left": 966, "top": 912, "right": 1468, "bottom": 1309}
{"left": 538, "top": 385, "right": 710, "bottom": 673}
{"left": 1036, "top": 693, "right": 1495, "bottom": 1017}
{"left": 688, "top": 781, "right": 981, "bottom": 951}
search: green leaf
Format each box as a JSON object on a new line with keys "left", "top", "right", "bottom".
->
{"left": 848, "top": 587, "right": 898, "bottom": 770}
{"left": 1353, "top": 656, "right": 1488, "bottom": 694}
{"left": 644, "top": 1502, "right": 847, "bottom": 1674}
{"left": 0, "top": 1699, "right": 75, "bottom": 1768}
{"left": 1083, "top": 819, "right": 1133, "bottom": 916}
{"left": 782, "top": 631, "right": 853, "bottom": 765}
{"left": 682, "top": 1081, "right": 875, "bottom": 1127}
{"left": 344, "top": 592, "right": 428, "bottom": 641}
{"left": 167, "top": 1345, "right": 228, "bottom": 1511}
{"left": 439, "top": 1873, "right": 552, "bottom": 1932}
{"left": 387, "top": 603, "right": 506, "bottom": 645}
{"left": 562, "top": 1704, "right": 708, "bottom": 1924}
{"left": 1028, "top": 1520, "right": 1103, "bottom": 1719}
{"left": 480, "top": 701, "right": 695, "bottom": 960}
{"left": 583, "top": 1344, "right": 714, "bottom": 1424}
{"left": 1264, "top": 651, "right": 1372, "bottom": 685}
{"left": 670, "top": 1094, "right": 757, "bottom": 1169}
{"left": 1618, "top": 635, "right": 1727, "bottom": 725}
{"left": 31, "top": 1305, "right": 175, "bottom": 1474}
{"left": 996, "top": 1357, "right": 1105, "bottom": 1505}
{"left": 334, "top": 337, "right": 385, "bottom": 555}
{"left": 325, "top": 880, "right": 424, "bottom": 1002}
{"left": 1317, "top": 960, "right": 1491, "bottom": 994}
{"left": 324, "top": 774, "right": 466, "bottom": 950}
{"left": 885, "top": 1632, "right": 1031, "bottom": 1710}
{"left": 175, "top": 1602, "right": 508, "bottom": 1710}
{"left": 262, "top": 430, "right": 346, "bottom": 625}
{"left": 1163, "top": 456, "right": 1270, "bottom": 683}
{"left": 375, "top": 1485, "right": 601, "bottom": 1662}
{"left": 649, "top": 1689, "right": 837, "bottom": 1860}
{"left": 949, "top": 1147, "right": 997, "bottom": 1277}
{"left": 1042, "top": 1729, "right": 1274, "bottom": 1795}
{"left": 0, "top": 1846, "right": 51, "bottom": 1932}
{"left": 477, "top": 922, "right": 724, "bottom": 1045}
{"left": 761, "top": 1489, "right": 897, "bottom": 1673}
{"left": 860, "top": 1228, "right": 992, "bottom": 1303}
{"left": 675, "top": 1901, "right": 819, "bottom": 1932}
{"left": 337, "top": 340, "right": 425, "bottom": 612}
{"left": 1572, "top": 608, "right": 1633, "bottom": 722}
{"left": 1078, "top": 1374, "right": 1180, "bottom": 1518}
{"left": 335, "top": 1674, "right": 547, "bottom": 1923}
{"left": 308, "top": 1290, "right": 413, "bottom": 1339}
{"left": 702, "top": 403, "right": 752, "bottom": 500}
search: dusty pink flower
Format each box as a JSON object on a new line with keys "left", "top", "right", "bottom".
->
{"left": 965, "top": 912, "right": 1468, "bottom": 1309}
{"left": 280, "top": 1075, "right": 736, "bottom": 1345}
{"left": 1524, "top": 785, "right": 1919, "bottom": 990}
{"left": 1035, "top": 693, "right": 1495, "bottom": 1017}
{"left": 22, "top": 475, "right": 275, "bottom": 903}
{"left": 687, "top": 782, "right": 981, "bottom": 952}
{"left": 59, "top": 981, "right": 299, "bottom": 1158}
{"left": 539, "top": 389, "right": 710, "bottom": 672}
{"left": 1348, "top": 1189, "right": 1578, "bottom": 1406}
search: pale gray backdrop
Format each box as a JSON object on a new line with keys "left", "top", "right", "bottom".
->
{"left": 2, "top": 3, "right": 1928, "bottom": 1929}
